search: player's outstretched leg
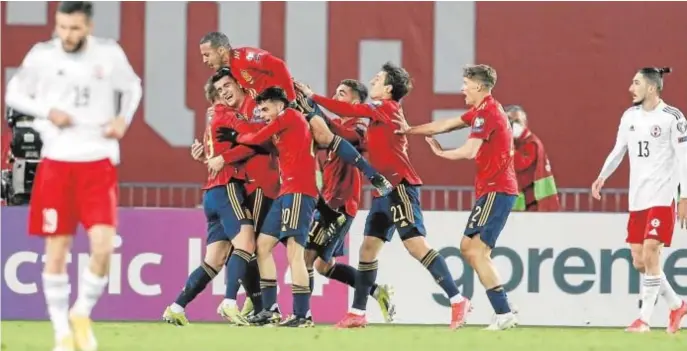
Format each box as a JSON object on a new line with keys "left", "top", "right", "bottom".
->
{"left": 661, "top": 272, "right": 687, "bottom": 333}
{"left": 240, "top": 257, "right": 263, "bottom": 317}
{"left": 218, "top": 224, "right": 256, "bottom": 326}
{"left": 309, "top": 116, "right": 392, "bottom": 196}
{"left": 249, "top": 232, "right": 283, "bottom": 326}
{"left": 461, "top": 236, "right": 515, "bottom": 331}
{"left": 318, "top": 260, "right": 397, "bottom": 323}
{"left": 404, "top": 237, "right": 470, "bottom": 330}
{"left": 43, "top": 236, "right": 76, "bottom": 351}
{"left": 164, "top": 241, "right": 228, "bottom": 326}
{"left": 336, "top": 236, "right": 386, "bottom": 328}
{"left": 279, "top": 237, "right": 314, "bottom": 328}
{"left": 70, "top": 225, "right": 116, "bottom": 351}
{"left": 628, "top": 239, "right": 663, "bottom": 333}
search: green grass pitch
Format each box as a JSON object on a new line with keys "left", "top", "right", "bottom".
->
{"left": 1, "top": 321, "right": 686, "bottom": 351}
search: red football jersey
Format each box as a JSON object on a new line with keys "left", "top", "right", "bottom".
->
{"left": 202, "top": 104, "right": 247, "bottom": 190}
{"left": 228, "top": 47, "right": 297, "bottom": 101}
{"left": 235, "top": 97, "right": 281, "bottom": 199}
{"left": 236, "top": 108, "right": 318, "bottom": 198}
{"left": 321, "top": 117, "right": 366, "bottom": 217}
{"left": 460, "top": 95, "right": 518, "bottom": 199}
{"left": 311, "top": 95, "right": 422, "bottom": 195}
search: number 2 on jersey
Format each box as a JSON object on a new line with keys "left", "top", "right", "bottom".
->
{"left": 637, "top": 140, "right": 649, "bottom": 157}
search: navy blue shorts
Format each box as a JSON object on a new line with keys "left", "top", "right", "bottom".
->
{"left": 364, "top": 183, "right": 426, "bottom": 242}
{"left": 307, "top": 211, "right": 354, "bottom": 263}
{"left": 204, "top": 181, "right": 253, "bottom": 244}
{"left": 464, "top": 192, "right": 516, "bottom": 248}
{"left": 246, "top": 188, "right": 274, "bottom": 236}
{"left": 261, "top": 193, "right": 316, "bottom": 247}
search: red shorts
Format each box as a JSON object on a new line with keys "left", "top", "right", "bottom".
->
{"left": 28, "top": 158, "right": 118, "bottom": 236}
{"left": 626, "top": 204, "right": 676, "bottom": 247}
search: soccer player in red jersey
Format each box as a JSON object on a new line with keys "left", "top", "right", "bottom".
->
{"left": 208, "top": 68, "right": 283, "bottom": 318}
{"left": 164, "top": 72, "right": 257, "bottom": 327}
{"left": 296, "top": 63, "right": 468, "bottom": 330}
{"left": 198, "top": 32, "right": 393, "bottom": 197}
{"left": 303, "top": 79, "right": 396, "bottom": 322}
{"left": 229, "top": 87, "right": 318, "bottom": 327}
{"left": 399, "top": 64, "right": 519, "bottom": 330}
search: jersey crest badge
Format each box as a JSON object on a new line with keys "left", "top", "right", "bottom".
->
{"left": 650, "top": 125, "right": 661, "bottom": 138}
{"left": 241, "top": 70, "right": 254, "bottom": 84}
{"left": 677, "top": 121, "right": 687, "bottom": 134}
{"left": 472, "top": 116, "right": 485, "bottom": 132}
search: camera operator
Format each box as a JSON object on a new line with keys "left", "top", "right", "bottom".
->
{"left": 2, "top": 108, "right": 43, "bottom": 205}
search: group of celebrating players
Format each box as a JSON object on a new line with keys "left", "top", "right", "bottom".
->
{"left": 6, "top": 2, "right": 687, "bottom": 351}
{"left": 160, "top": 31, "right": 505, "bottom": 330}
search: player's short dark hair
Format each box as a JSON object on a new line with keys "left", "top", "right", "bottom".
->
{"left": 381, "top": 62, "right": 412, "bottom": 102}
{"left": 57, "top": 1, "right": 93, "bottom": 18}
{"left": 204, "top": 79, "right": 219, "bottom": 103}
{"left": 638, "top": 67, "right": 672, "bottom": 92}
{"left": 255, "top": 86, "right": 289, "bottom": 106}
{"left": 210, "top": 67, "right": 235, "bottom": 85}
{"left": 463, "top": 64, "right": 497, "bottom": 90}
{"left": 200, "top": 32, "right": 231, "bottom": 50}
{"left": 340, "top": 79, "right": 368, "bottom": 102}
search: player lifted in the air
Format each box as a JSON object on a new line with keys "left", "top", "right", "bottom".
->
{"left": 5, "top": 2, "right": 142, "bottom": 350}
{"left": 303, "top": 79, "right": 396, "bottom": 322}
{"left": 225, "top": 86, "right": 319, "bottom": 327}
{"left": 197, "top": 32, "right": 392, "bottom": 204}
{"left": 397, "top": 64, "right": 518, "bottom": 330}
{"left": 296, "top": 63, "right": 468, "bottom": 329}
{"left": 592, "top": 67, "right": 687, "bottom": 333}
{"left": 163, "top": 72, "right": 263, "bottom": 327}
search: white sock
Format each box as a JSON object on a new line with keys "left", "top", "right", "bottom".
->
{"left": 72, "top": 269, "right": 109, "bottom": 317}
{"left": 222, "top": 298, "right": 236, "bottom": 308}
{"left": 350, "top": 308, "right": 365, "bottom": 316}
{"left": 170, "top": 303, "right": 184, "bottom": 313}
{"left": 42, "top": 273, "right": 72, "bottom": 339}
{"left": 659, "top": 272, "right": 683, "bottom": 310}
{"left": 449, "top": 294, "right": 465, "bottom": 304}
{"left": 639, "top": 274, "right": 661, "bottom": 324}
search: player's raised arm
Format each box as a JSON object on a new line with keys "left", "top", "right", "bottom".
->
{"left": 397, "top": 116, "right": 469, "bottom": 136}
{"left": 110, "top": 42, "right": 142, "bottom": 125}
{"left": 598, "top": 114, "right": 630, "bottom": 181}
{"left": 5, "top": 44, "right": 52, "bottom": 119}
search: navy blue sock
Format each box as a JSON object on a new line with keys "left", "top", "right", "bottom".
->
{"left": 260, "top": 279, "right": 278, "bottom": 311}
{"left": 307, "top": 269, "right": 315, "bottom": 297}
{"left": 243, "top": 257, "right": 263, "bottom": 311}
{"left": 329, "top": 135, "right": 377, "bottom": 179}
{"left": 352, "top": 260, "right": 378, "bottom": 310}
{"left": 175, "top": 262, "right": 217, "bottom": 307}
{"left": 225, "top": 249, "right": 252, "bottom": 299}
{"left": 486, "top": 285, "right": 511, "bottom": 314}
{"left": 292, "top": 284, "right": 311, "bottom": 318}
{"left": 326, "top": 263, "right": 378, "bottom": 297}
{"left": 421, "top": 249, "right": 460, "bottom": 299}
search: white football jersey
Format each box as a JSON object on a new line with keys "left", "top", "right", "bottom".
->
{"left": 598, "top": 101, "right": 687, "bottom": 211}
{"left": 5, "top": 36, "right": 142, "bottom": 164}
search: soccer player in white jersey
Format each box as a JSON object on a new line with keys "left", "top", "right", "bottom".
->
{"left": 591, "top": 67, "right": 687, "bottom": 333}
{"left": 4, "top": 2, "right": 142, "bottom": 350}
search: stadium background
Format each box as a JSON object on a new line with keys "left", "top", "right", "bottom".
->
{"left": 2, "top": 1, "right": 686, "bottom": 210}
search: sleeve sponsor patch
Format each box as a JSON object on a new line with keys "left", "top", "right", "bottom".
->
{"left": 678, "top": 136, "right": 687, "bottom": 143}
{"left": 677, "top": 121, "right": 687, "bottom": 134}
{"left": 472, "top": 116, "right": 485, "bottom": 133}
